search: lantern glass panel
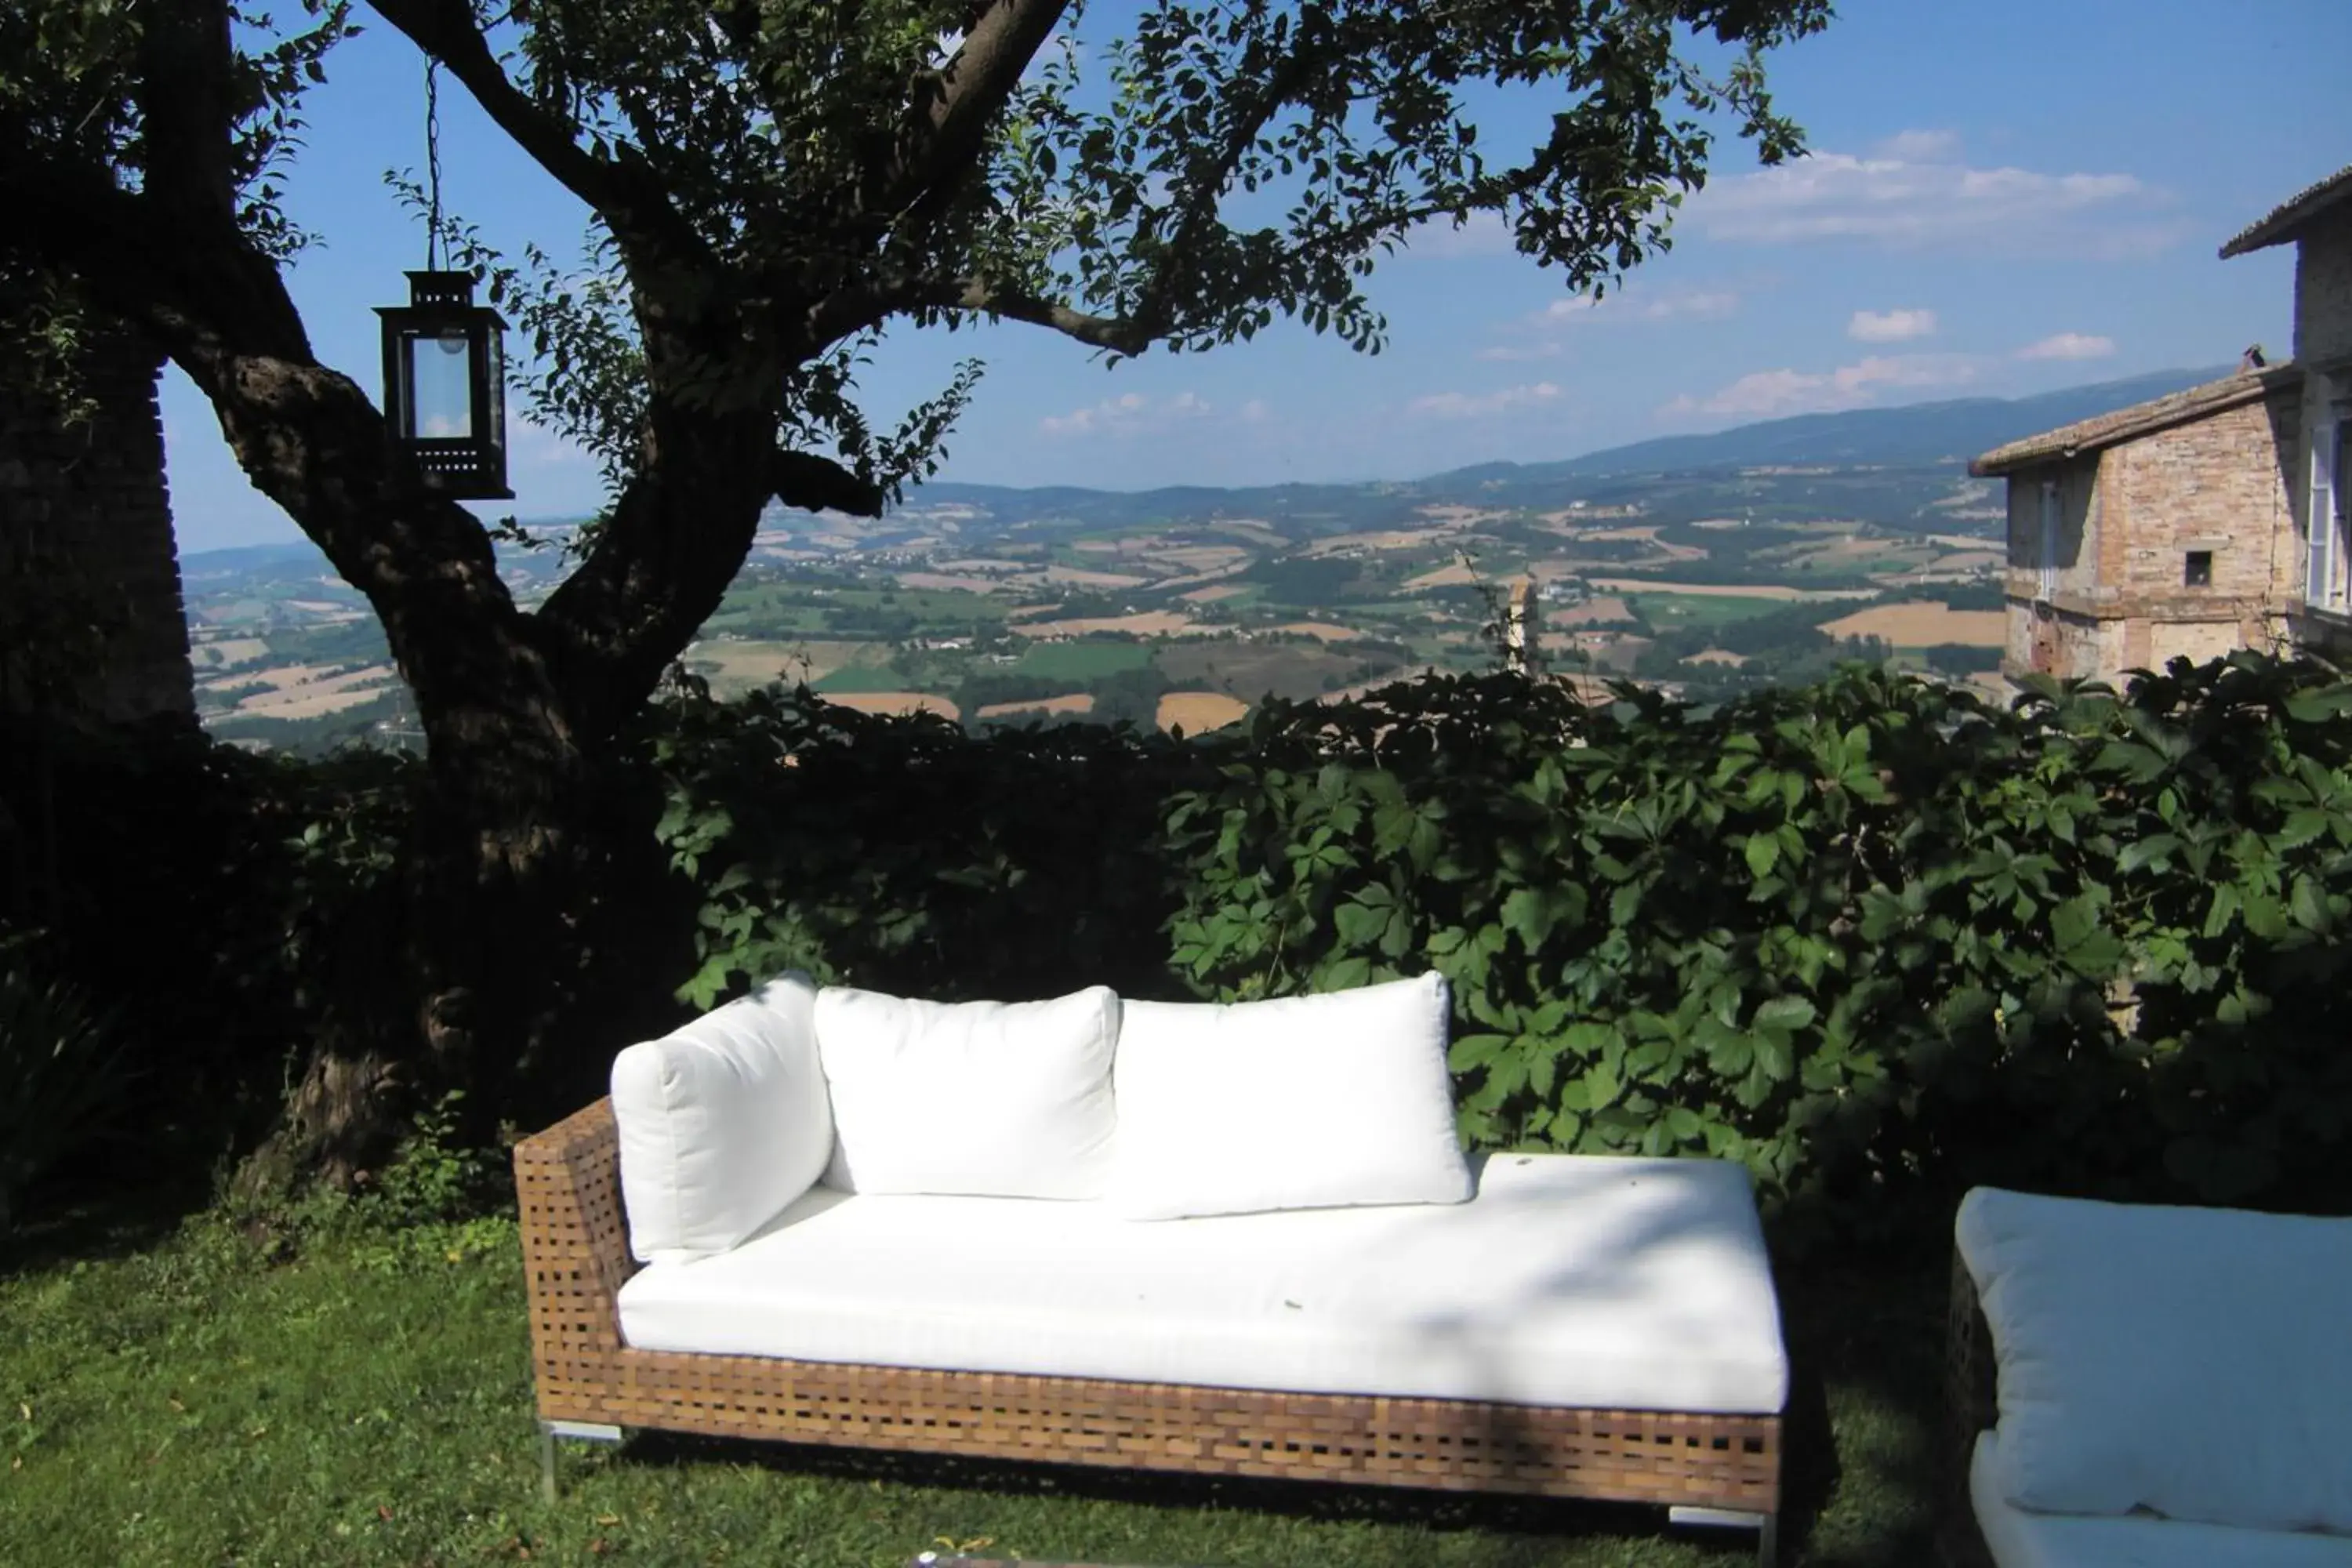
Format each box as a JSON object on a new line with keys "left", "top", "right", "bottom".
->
{"left": 402, "top": 327, "right": 475, "bottom": 439}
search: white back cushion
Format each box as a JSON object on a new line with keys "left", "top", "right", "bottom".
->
{"left": 1958, "top": 1185, "right": 2352, "bottom": 1533}
{"left": 1109, "top": 972, "right": 1472, "bottom": 1220}
{"left": 814, "top": 985, "right": 1120, "bottom": 1198}
{"left": 609, "top": 974, "right": 832, "bottom": 1264}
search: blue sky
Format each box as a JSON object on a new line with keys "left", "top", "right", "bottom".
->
{"left": 165, "top": 0, "right": 2351, "bottom": 552}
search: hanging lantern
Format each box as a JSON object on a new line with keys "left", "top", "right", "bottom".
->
{"left": 376, "top": 269, "right": 512, "bottom": 500}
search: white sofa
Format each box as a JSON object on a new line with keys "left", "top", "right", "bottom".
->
{"left": 1953, "top": 1187, "right": 2352, "bottom": 1566}
{"left": 517, "top": 972, "right": 1789, "bottom": 1559}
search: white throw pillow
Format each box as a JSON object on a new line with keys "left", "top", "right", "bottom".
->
{"left": 1957, "top": 1185, "right": 2352, "bottom": 1534}
{"left": 1108, "top": 972, "right": 1472, "bottom": 1220}
{"left": 609, "top": 973, "right": 833, "bottom": 1265}
{"left": 814, "top": 985, "right": 1120, "bottom": 1198}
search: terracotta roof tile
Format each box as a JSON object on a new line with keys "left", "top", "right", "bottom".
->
{"left": 1969, "top": 367, "right": 2301, "bottom": 477}
{"left": 2220, "top": 163, "right": 2352, "bottom": 258}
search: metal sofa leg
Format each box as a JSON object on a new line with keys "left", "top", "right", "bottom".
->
{"left": 538, "top": 1420, "right": 624, "bottom": 1502}
{"left": 1668, "top": 1505, "right": 1776, "bottom": 1567}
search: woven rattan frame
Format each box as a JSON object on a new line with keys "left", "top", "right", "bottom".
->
{"left": 516, "top": 1098, "right": 1782, "bottom": 1516}
{"left": 1938, "top": 1249, "right": 1998, "bottom": 1568}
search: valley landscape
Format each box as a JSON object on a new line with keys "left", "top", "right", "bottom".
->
{"left": 184, "top": 368, "right": 2215, "bottom": 751}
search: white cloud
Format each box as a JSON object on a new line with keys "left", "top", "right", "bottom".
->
{"left": 1476, "top": 342, "right": 1565, "bottom": 363}
{"left": 2016, "top": 332, "right": 2118, "bottom": 361}
{"left": 1873, "top": 129, "right": 1961, "bottom": 162}
{"left": 1691, "top": 143, "right": 2183, "bottom": 256}
{"left": 512, "top": 420, "right": 593, "bottom": 469}
{"left": 1660, "top": 354, "right": 1982, "bottom": 420}
{"left": 1401, "top": 210, "right": 1514, "bottom": 259}
{"left": 1038, "top": 390, "right": 1218, "bottom": 437}
{"left": 1848, "top": 308, "right": 1938, "bottom": 343}
{"left": 1475, "top": 283, "right": 1737, "bottom": 361}
{"left": 1534, "top": 285, "right": 1740, "bottom": 328}
{"left": 1407, "top": 382, "right": 1563, "bottom": 419}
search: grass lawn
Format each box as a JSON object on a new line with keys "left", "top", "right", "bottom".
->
{"left": 1, "top": 1201, "right": 1955, "bottom": 1568}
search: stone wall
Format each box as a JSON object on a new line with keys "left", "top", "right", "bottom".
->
{"left": 2293, "top": 208, "right": 2352, "bottom": 368}
{"left": 2001, "top": 388, "right": 2301, "bottom": 683}
{"left": 0, "top": 332, "right": 194, "bottom": 724}
{"left": 2101, "top": 389, "right": 2299, "bottom": 606}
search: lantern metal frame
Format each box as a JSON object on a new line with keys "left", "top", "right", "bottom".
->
{"left": 376, "top": 269, "right": 513, "bottom": 500}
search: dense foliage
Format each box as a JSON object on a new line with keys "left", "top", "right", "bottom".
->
{"left": 0, "top": 717, "right": 420, "bottom": 1203}
{"left": 661, "top": 654, "right": 2352, "bottom": 1243}
{"left": 16, "top": 652, "right": 2352, "bottom": 1242}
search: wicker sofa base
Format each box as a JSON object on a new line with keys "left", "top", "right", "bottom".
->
{"left": 539, "top": 1348, "right": 1781, "bottom": 1507}
{"left": 517, "top": 1098, "right": 1782, "bottom": 1536}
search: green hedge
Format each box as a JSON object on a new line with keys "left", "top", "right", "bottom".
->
{"left": 0, "top": 717, "right": 420, "bottom": 1184}
{"left": 659, "top": 654, "right": 2352, "bottom": 1243}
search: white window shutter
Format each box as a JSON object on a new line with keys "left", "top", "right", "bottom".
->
{"left": 2312, "top": 419, "right": 2339, "bottom": 609}
{"left": 2038, "top": 481, "right": 2060, "bottom": 601}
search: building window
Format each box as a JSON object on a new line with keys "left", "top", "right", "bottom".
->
{"left": 2310, "top": 397, "right": 2348, "bottom": 611}
{"left": 2038, "top": 479, "right": 2060, "bottom": 602}
{"left": 2184, "top": 550, "right": 2213, "bottom": 588}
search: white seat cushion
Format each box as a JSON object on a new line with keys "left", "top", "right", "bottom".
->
{"left": 1957, "top": 1187, "right": 2352, "bottom": 1534}
{"left": 617, "top": 1152, "right": 1787, "bottom": 1414}
{"left": 814, "top": 985, "right": 1120, "bottom": 1199}
{"left": 1971, "top": 1432, "right": 2352, "bottom": 1568}
{"left": 1108, "top": 972, "right": 1472, "bottom": 1219}
{"left": 609, "top": 975, "right": 832, "bottom": 1264}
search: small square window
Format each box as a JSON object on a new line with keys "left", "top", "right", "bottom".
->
{"left": 2184, "top": 550, "right": 2213, "bottom": 588}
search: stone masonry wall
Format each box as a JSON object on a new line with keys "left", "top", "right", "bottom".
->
{"left": 2002, "top": 390, "right": 2300, "bottom": 684}
{"left": 2102, "top": 390, "right": 2299, "bottom": 607}
{"left": 2294, "top": 208, "right": 2352, "bottom": 369}
{"left": 0, "top": 331, "right": 195, "bottom": 723}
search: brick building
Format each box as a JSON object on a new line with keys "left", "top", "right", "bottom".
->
{"left": 1973, "top": 162, "right": 2352, "bottom": 681}
{"left": 0, "top": 328, "right": 195, "bottom": 724}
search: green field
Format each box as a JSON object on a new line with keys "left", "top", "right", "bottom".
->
{"left": 1621, "top": 593, "right": 1806, "bottom": 632}
{"left": 812, "top": 664, "right": 928, "bottom": 694}
{"left": 1009, "top": 641, "right": 1156, "bottom": 681}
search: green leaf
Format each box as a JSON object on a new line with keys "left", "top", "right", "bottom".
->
{"left": 1752, "top": 996, "right": 1817, "bottom": 1034}
{"left": 2116, "top": 833, "right": 2180, "bottom": 874}
{"left": 1447, "top": 1033, "right": 1511, "bottom": 1072}
{"left": 1743, "top": 833, "right": 1780, "bottom": 880}
{"left": 1501, "top": 886, "right": 1554, "bottom": 951}
{"left": 2291, "top": 874, "right": 2331, "bottom": 935}
{"left": 2049, "top": 895, "right": 2100, "bottom": 954}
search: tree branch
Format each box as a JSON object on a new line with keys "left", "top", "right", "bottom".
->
{"left": 0, "top": 151, "right": 310, "bottom": 364}
{"left": 949, "top": 278, "right": 1149, "bottom": 354}
{"left": 887, "top": 0, "right": 1070, "bottom": 220}
{"left": 1130, "top": 34, "right": 1330, "bottom": 336}
{"left": 136, "top": 0, "right": 241, "bottom": 225}
{"left": 771, "top": 448, "right": 885, "bottom": 517}
{"left": 364, "top": 0, "right": 711, "bottom": 273}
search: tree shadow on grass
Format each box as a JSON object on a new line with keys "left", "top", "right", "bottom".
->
{"left": 0, "top": 1169, "right": 216, "bottom": 1283}
{"left": 621, "top": 1432, "right": 1752, "bottom": 1565}
{"left": 1770, "top": 1247, "right": 1950, "bottom": 1568}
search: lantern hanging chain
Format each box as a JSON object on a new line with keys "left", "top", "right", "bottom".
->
{"left": 424, "top": 60, "right": 443, "bottom": 273}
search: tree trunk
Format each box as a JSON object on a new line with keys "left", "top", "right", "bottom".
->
{"left": 252, "top": 632, "right": 691, "bottom": 1192}
{"left": 240, "top": 402, "right": 775, "bottom": 1194}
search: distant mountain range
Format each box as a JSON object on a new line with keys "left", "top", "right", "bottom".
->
{"left": 185, "top": 365, "right": 2227, "bottom": 570}
{"left": 1434, "top": 366, "right": 2233, "bottom": 479}
{"left": 889, "top": 365, "right": 2227, "bottom": 531}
